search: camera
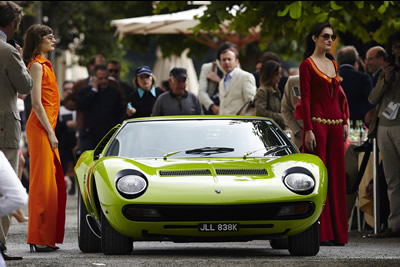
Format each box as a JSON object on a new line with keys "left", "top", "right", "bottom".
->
{"left": 7, "top": 39, "right": 17, "bottom": 48}
{"left": 388, "top": 55, "right": 395, "bottom": 66}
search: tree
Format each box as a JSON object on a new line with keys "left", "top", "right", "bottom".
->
{"left": 156, "top": 1, "right": 400, "bottom": 60}
{"left": 15, "top": 1, "right": 210, "bottom": 80}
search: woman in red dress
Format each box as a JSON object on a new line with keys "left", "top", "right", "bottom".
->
{"left": 299, "top": 22, "right": 349, "bottom": 245}
{"left": 23, "top": 24, "right": 66, "bottom": 252}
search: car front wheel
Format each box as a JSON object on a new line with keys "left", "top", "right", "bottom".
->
{"left": 77, "top": 190, "right": 101, "bottom": 253}
{"left": 288, "top": 221, "right": 320, "bottom": 256}
{"left": 101, "top": 209, "right": 133, "bottom": 255}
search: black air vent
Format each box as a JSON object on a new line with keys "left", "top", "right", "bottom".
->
{"left": 216, "top": 169, "right": 268, "bottom": 175}
{"left": 159, "top": 169, "right": 212, "bottom": 176}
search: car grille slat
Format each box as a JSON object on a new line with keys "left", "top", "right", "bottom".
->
{"left": 122, "top": 202, "right": 315, "bottom": 222}
{"left": 216, "top": 168, "right": 268, "bottom": 175}
{"left": 159, "top": 169, "right": 212, "bottom": 176}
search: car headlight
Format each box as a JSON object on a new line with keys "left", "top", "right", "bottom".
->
{"left": 282, "top": 167, "right": 315, "bottom": 195}
{"left": 115, "top": 170, "right": 148, "bottom": 199}
{"left": 116, "top": 175, "right": 147, "bottom": 194}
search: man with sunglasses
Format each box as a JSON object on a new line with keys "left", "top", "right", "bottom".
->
{"left": 107, "top": 60, "right": 134, "bottom": 105}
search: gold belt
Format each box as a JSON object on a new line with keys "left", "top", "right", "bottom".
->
{"left": 311, "top": 117, "right": 343, "bottom": 125}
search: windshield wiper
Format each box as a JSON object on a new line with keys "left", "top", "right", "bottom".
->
{"left": 263, "top": 145, "right": 290, "bottom": 156}
{"left": 185, "top": 147, "right": 234, "bottom": 155}
{"left": 243, "top": 145, "right": 290, "bottom": 159}
{"left": 163, "top": 147, "right": 234, "bottom": 160}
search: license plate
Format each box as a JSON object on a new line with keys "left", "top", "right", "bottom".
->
{"left": 198, "top": 223, "right": 239, "bottom": 232}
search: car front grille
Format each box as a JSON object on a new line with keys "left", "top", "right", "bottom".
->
{"left": 122, "top": 202, "right": 315, "bottom": 222}
{"left": 158, "top": 168, "right": 268, "bottom": 176}
{"left": 159, "top": 169, "right": 212, "bottom": 176}
{"left": 215, "top": 168, "right": 268, "bottom": 175}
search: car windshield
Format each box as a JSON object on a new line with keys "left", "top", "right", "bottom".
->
{"left": 105, "top": 119, "right": 297, "bottom": 158}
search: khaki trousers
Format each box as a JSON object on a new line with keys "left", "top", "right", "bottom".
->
{"left": 378, "top": 125, "right": 400, "bottom": 232}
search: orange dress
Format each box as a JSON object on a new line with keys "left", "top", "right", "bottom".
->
{"left": 26, "top": 55, "right": 66, "bottom": 247}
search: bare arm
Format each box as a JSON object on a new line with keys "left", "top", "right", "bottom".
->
{"left": 30, "top": 62, "right": 58, "bottom": 150}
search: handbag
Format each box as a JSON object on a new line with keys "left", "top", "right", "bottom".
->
{"left": 237, "top": 99, "right": 256, "bottom": 116}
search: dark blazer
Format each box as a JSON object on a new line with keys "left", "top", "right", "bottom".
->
{"left": 77, "top": 85, "right": 124, "bottom": 151}
{"left": 339, "top": 64, "right": 374, "bottom": 124}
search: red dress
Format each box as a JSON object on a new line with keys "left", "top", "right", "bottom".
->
{"left": 299, "top": 57, "right": 348, "bottom": 244}
{"left": 26, "top": 55, "right": 66, "bottom": 247}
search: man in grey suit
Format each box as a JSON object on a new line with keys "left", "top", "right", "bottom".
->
{"left": 217, "top": 42, "right": 257, "bottom": 115}
{"left": 197, "top": 60, "right": 223, "bottom": 115}
{"left": 0, "top": 1, "right": 33, "bottom": 260}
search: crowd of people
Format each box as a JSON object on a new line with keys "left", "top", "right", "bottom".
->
{"left": 1, "top": 0, "right": 400, "bottom": 263}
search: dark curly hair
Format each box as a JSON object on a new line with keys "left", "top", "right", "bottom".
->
{"left": 303, "top": 22, "right": 335, "bottom": 61}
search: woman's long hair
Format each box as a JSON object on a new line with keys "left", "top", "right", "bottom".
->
{"left": 259, "top": 60, "right": 281, "bottom": 90}
{"left": 303, "top": 22, "right": 335, "bottom": 60}
{"left": 22, "top": 24, "right": 53, "bottom": 64}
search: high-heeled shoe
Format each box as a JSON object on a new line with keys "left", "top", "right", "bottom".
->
{"left": 29, "top": 244, "right": 58, "bottom": 252}
{"left": 12, "top": 209, "right": 28, "bottom": 223}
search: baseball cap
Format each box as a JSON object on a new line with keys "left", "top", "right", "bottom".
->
{"left": 169, "top": 67, "right": 187, "bottom": 79}
{"left": 136, "top": 66, "right": 152, "bottom": 76}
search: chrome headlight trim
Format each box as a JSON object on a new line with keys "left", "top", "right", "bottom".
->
{"left": 282, "top": 167, "right": 315, "bottom": 195}
{"left": 115, "top": 169, "right": 148, "bottom": 199}
{"left": 116, "top": 175, "right": 147, "bottom": 195}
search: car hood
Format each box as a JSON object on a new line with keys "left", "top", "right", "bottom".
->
{"left": 93, "top": 154, "right": 326, "bottom": 205}
{"left": 101, "top": 154, "right": 321, "bottom": 180}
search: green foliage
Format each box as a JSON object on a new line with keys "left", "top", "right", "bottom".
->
{"left": 188, "top": 1, "right": 400, "bottom": 61}
{"left": 16, "top": 1, "right": 400, "bottom": 71}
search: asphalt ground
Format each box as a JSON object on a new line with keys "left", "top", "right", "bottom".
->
{"left": 4, "top": 192, "right": 400, "bottom": 266}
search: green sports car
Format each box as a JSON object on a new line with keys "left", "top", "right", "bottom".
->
{"left": 75, "top": 116, "right": 327, "bottom": 256}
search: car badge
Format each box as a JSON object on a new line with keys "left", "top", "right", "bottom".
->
{"left": 215, "top": 189, "right": 222, "bottom": 194}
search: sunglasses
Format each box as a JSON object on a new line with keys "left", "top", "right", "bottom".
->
{"left": 42, "top": 34, "right": 56, "bottom": 41}
{"left": 108, "top": 69, "right": 120, "bottom": 73}
{"left": 138, "top": 74, "right": 151, "bottom": 79}
{"left": 320, "top": 33, "right": 336, "bottom": 41}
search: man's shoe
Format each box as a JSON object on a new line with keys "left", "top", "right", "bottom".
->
{"left": 0, "top": 242, "right": 23, "bottom": 261}
{"left": 375, "top": 228, "right": 400, "bottom": 238}
{"left": 2, "top": 251, "right": 23, "bottom": 261}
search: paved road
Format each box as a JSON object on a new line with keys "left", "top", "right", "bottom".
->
{"left": 5, "top": 193, "right": 400, "bottom": 266}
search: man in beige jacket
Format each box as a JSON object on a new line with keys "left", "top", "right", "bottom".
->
{"left": 217, "top": 42, "right": 256, "bottom": 115}
{"left": 0, "top": 1, "right": 33, "bottom": 260}
{"left": 281, "top": 75, "right": 303, "bottom": 148}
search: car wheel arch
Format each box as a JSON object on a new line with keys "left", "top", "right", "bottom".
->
{"left": 90, "top": 174, "right": 102, "bottom": 220}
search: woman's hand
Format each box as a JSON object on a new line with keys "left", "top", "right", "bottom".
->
{"left": 126, "top": 106, "right": 136, "bottom": 117}
{"left": 48, "top": 131, "right": 59, "bottom": 150}
{"left": 305, "top": 130, "right": 316, "bottom": 152}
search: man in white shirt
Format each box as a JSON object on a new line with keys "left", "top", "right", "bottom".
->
{"left": 0, "top": 151, "right": 28, "bottom": 264}
{"left": 217, "top": 42, "right": 257, "bottom": 115}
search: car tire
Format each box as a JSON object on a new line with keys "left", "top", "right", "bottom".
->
{"left": 101, "top": 209, "right": 133, "bottom": 255}
{"left": 77, "top": 190, "right": 101, "bottom": 253}
{"left": 270, "top": 238, "right": 288, "bottom": 249}
{"left": 288, "top": 221, "right": 320, "bottom": 256}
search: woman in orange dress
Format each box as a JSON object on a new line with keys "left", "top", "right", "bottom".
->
{"left": 23, "top": 24, "right": 66, "bottom": 252}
